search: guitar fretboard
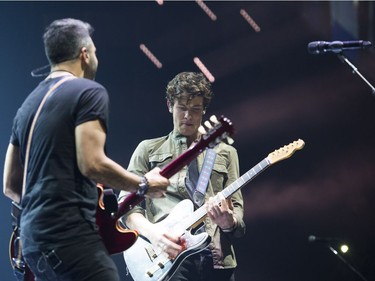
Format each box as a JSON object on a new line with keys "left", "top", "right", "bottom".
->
{"left": 181, "top": 157, "right": 271, "bottom": 230}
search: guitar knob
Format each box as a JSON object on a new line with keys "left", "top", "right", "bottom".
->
{"left": 198, "top": 126, "right": 207, "bottom": 135}
{"left": 226, "top": 136, "right": 234, "bottom": 145}
{"left": 209, "top": 115, "right": 218, "bottom": 124}
{"left": 204, "top": 120, "right": 213, "bottom": 129}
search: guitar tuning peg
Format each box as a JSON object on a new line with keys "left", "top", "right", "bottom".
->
{"left": 209, "top": 115, "right": 219, "bottom": 124}
{"left": 226, "top": 136, "right": 234, "bottom": 145}
{"left": 198, "top": 126, "right": 207, "bottom": 135}
{"left": 204, "top": 120, "right": 213, "bottom": 129}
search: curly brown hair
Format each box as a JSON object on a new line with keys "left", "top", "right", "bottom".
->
{"left": 166, "top": 72, "right": 213, "bottom": 110}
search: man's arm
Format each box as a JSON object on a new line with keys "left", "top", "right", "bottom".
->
{"left": 3, "top": 144, "right": 23, "bottom": 203}
{"left": 75, "top": 119, "right": 168, "bottom": 197}
{"left": 121, "top": 139, "right": 184, "bottom": 260}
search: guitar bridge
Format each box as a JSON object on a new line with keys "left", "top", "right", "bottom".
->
{"left": 146, "top": 258, "right": 169, "bottom": 277}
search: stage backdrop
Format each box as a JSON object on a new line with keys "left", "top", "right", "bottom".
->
{"left": 1, "top": 2, "right": 374, "bottom": 281}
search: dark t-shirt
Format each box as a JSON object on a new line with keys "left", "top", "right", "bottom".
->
{"left": 10, "top": 76, "right": 109, "bottom": 254}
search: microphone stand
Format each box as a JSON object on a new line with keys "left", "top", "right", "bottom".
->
{"left": 337, "top": 53, "right": 375, "bottom": 97}
{"left": 327, "top": 245, "right": 369, "bottom": 281}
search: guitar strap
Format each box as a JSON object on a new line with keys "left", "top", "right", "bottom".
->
{"left": 11, "top": 76, "right": 75, "bottom": 280}
{"left": 186, "top": 148, "right": 216, "bottom": 207}
{"left": 21, "top": 76, "right": 75, "bottom": 196}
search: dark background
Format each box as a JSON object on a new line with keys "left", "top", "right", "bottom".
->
{"left": 1, "top": 1, "right": 375, "bottom": 281}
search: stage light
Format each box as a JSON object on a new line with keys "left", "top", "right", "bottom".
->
{"left": 193, "top": 57, "right": 215, "bottom": 83}
{"left": 155, "top": 0, "right": 163, "bottom": 5}
{"left": 196, "top": 0, "right": 217, "bottom": 21}
{"left": 139, "top": 44, "right": 162, "bottom": 69}
{"left": 240, "top": 9, "right": 261, "bottom": 32}
{"left": 340, "top": 244, "right": 349, "bottom": 253}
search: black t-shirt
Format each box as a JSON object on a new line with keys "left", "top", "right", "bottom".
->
{"left": 10, "top": 76, "right": 109, "bottom": 254}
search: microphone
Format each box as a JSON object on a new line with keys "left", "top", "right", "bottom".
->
{"left": 308, "top": 235, "right": 340, "bottom": 243}
{"left": 307, "top": 40, "right": 372, "bottom": 55}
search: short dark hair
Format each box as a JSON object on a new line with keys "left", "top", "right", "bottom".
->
{"left": 43, "top": 18, "right": 94, "bottom": 65}
{"left": 166, "top": 72, "right": 213, "bottom": 110}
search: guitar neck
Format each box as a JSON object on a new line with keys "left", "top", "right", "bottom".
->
{"left": 160, "top": 147, "right": 203, "bottom": 178}
{"left": 180, "top": 157, "right": 271, "bottom": 230}
{"left": 221, "top": 158, "right": 271, "bottom": 200}
{"left": 179, "top": 138, "right": 306, "bottom": 231}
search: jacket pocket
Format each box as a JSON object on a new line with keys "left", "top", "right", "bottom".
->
{"left": 211, "top": 156, "right": 228, "bottom": 193}
{"left": 149, "top": 153, "right": 173, "bottom": 169}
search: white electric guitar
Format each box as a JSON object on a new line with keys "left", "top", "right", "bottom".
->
{"left": 123, "top": 139, "right": 305, "bottom": 281}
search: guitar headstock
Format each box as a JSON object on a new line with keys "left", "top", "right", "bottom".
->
{"left": 267, "top": 139, "right": 305, "bottom": 164}
{"left": 196, "top": 115, "right": 235, "bottom": 151}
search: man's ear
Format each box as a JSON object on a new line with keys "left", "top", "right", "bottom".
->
{"left": 80, "top": 47, "right": 89, "bottom": 62}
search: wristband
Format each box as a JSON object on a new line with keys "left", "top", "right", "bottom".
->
{"left": 222, "top": 218, "right": 237, "bottom": 233}
{"left": 137, "top": 176, "right": 149, "bottom": 195}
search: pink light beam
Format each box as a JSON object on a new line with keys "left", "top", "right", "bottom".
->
{"left": 196, "top": 0, "right": 217, "bottom": 21}
{"left": 193, "top": 57, "right": 215, "bottom": 83}
{"left": 139, "top": 44, "right": 162, "bottom": 69}
{"left": 240, "top": 9, "right": 261, "bottom": 32}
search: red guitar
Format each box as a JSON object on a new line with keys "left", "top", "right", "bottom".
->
{"left": 96, "top": 115, "right": 234, "bottom": 255}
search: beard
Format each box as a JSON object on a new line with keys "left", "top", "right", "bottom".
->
{"left": 84, "top": 59, "right": 97, "bottom": 80}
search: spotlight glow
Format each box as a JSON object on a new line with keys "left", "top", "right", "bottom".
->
{"left": 340, "top": 244, "right": 349, "bottom": 253}
{"left": 139, "top": 44, "right": 162, "bottom": 69}
{"left": 193, "top": 57, "right": 215, "bottom": 83}
{"left": 196, "top": 0, "right": 217, "bottom": 21}
{"left": 155, "top": 0, "right": 163, "bottom": 5}
{"left": 240, "top": 9, "right": 261, "bottom": 32}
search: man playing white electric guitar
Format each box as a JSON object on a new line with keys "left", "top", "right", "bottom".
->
{"left": 119, "top": 72, "right": 246, "bottom": 281}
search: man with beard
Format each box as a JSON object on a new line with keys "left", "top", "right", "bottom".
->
{"left": 3, "top": 18, "right": 169, "bottom": 281}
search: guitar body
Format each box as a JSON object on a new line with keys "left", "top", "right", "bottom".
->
{"left": 96, "top": 185, "right": 139, "bottom": 255}
{"left": 123, "top": 200, "right": 211, "bottom": 281}
{"left": 95, "top": 208, "right": 138, "bottom": 255}
{"left": 9, "top": 225, "right": 35, "bottom": 281}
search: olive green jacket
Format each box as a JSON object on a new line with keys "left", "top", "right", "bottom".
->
{"left": 120, "top": 130, "right": 245, "bottom": 269}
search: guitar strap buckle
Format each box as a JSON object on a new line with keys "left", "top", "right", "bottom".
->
{"left": 193, "top": 191, "right": 205, "bottom": 207}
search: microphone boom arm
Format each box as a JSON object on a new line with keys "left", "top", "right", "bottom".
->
{"left": 336, "top": 53, "right": 375, "bottom": 96}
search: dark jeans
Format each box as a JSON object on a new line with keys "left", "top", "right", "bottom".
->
{"left": 23, "top": 240, "right": 119, "bottom": 281}
{"left": 171, "top": 251, "right": 235, "bottom": 281}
